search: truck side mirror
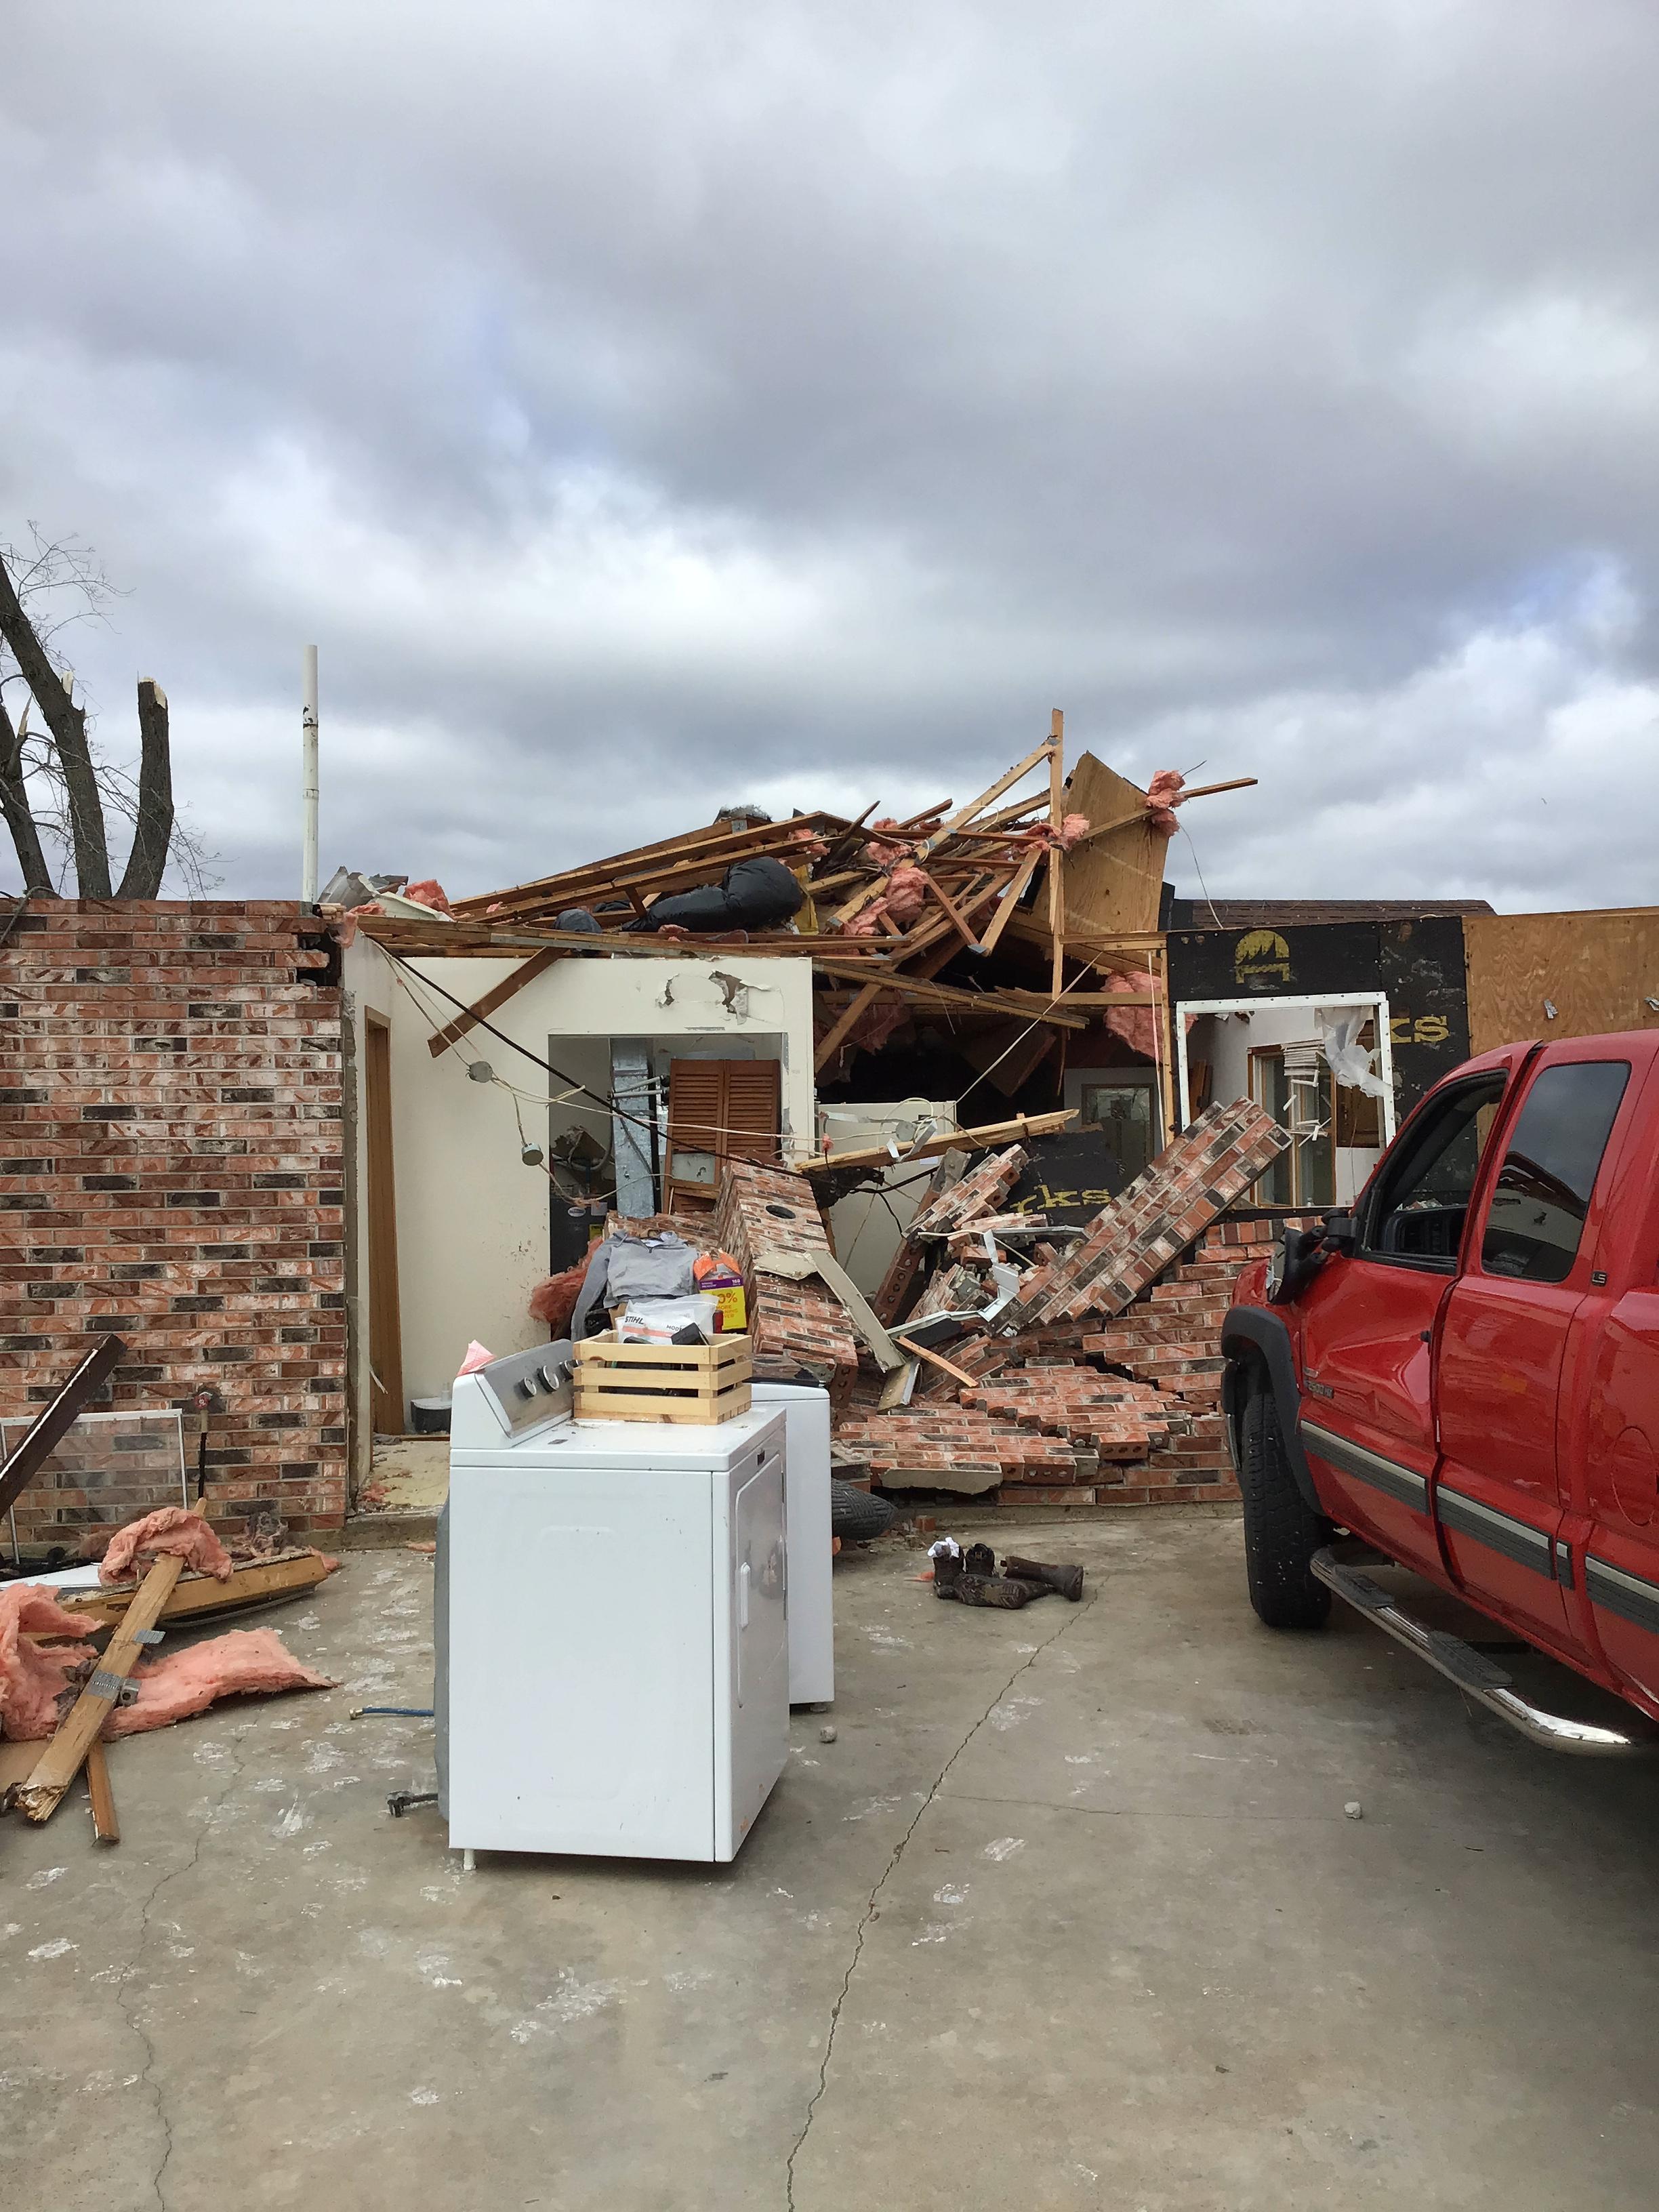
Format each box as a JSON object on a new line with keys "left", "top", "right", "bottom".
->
{"left": 1321, "top": 1208, "right": 1358, "bottom": 1256}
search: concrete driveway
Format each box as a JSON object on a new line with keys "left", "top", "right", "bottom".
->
{"left": 5, "top": 1513, "right": 1658, "bottom": 2211}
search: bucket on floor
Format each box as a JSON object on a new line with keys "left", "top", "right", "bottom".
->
{"left": 411, "top": 1397, "right": 453, "bottom": 1435}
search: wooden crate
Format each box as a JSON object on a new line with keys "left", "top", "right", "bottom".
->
{"left": 572, "top": 1334, "right": 753, "bottom": 1425}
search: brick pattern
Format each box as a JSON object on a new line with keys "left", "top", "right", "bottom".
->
{"left": 834, "top": 1213, "right": 1317, "bottom": 1509}
{"left": 1, "top": 901, "right": 346, "bottom": 1540}
{"left": 1000, "top": 1101, "right": 1290, "bottom": 1330}
{"left": 907, "top": 1145, "right": 1027, "bottom": 1238}
{"left": 710, "top": 1158, "right": 860, "bottom": 1389}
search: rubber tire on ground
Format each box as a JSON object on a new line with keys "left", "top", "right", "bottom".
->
{"left": 830, "top": 1479, "right": 895, "bottom": 1542}
{"left": 1239, "top": 1376, "right": 1332, "bottom": 1630}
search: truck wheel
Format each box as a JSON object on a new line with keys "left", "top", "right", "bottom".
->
{"left": 1239, "top": 1376, "right": 1332, "bottom": 1631}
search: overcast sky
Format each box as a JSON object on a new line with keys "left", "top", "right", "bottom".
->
{"left": 4, "top": 1, "right": 1658, "bottom": 910}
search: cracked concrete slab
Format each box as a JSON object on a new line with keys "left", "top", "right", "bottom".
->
{"left": 4, "top": 1515, "right": 1659, "bottom": 2210}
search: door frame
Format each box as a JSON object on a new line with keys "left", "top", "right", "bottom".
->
{"left": 363, "top": 1012, "right": 406, "bottom": 1437}
{"left": 1175, "top": 992, "right": 1397, "bottom": 1143}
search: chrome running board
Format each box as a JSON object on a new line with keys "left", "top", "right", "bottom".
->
{"left": 1311, "top": 1549, "right": 1653, "bottom": 1757}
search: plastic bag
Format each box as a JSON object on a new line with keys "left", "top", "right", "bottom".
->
{"left": 615, "top": 1294, "right": 720, "bottom": 1343}
{"left": 1318, "top": 1009, "right": 1389, "bottom": 1101}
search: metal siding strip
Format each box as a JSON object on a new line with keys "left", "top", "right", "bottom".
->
{"left": 1586, "top": 1557, "right": 1659, "bottom": 1639}
{"left": 1300, "top": 1421, "right": 1429, "bottom": 1513}
{"left": 1435, "top": 1487, "right": 1555, "bottom": 1579}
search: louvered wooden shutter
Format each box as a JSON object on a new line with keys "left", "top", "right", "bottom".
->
{"left": 665, "top": 1059, "right": 781, "bottom": 1210}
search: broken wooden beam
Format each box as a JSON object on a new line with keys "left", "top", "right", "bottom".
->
{"left": 426, "top": 945, "right": 563, "bottom": 1057}
{"left": 56, "top": 1548, "right": 333, "bottom": 1630}
{"left": 85, "top": 1741, "right": 119, "bottom": 1844}
{"left": 15, "top": 1555, "right": 184, "bottom": 1824}
{"left": 806, "top": 1108, "right": 1076, "bottom": 1177}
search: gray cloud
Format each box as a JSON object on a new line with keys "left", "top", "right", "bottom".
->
{"left": 3, "top": 0, "right": 1658, "bottom": 907}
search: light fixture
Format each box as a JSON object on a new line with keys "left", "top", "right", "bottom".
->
{"left": 468, "top": 1061, "right": 495, "bottom": 1082}
{"left": 521, "top": 1142, "right": 545, "bottom": 1166}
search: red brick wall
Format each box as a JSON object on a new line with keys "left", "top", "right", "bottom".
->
{"left": 1, "top": 899, "right": 348, "bottom": 1542}
{"left": 711, "top": 1158, "right": 859, "bottom": 1390}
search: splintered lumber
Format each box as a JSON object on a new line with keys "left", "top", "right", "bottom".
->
{"left": 1046, "top": 708, "right": 1066, "bottom": 998}
{"left": 449, "top": 811, "right": 842, "bottom": 923}
{"left": 815, "top": 981, "right": 883, "bottom": 1073}
{"left": 85, "top": 1742, "right": 119, "bottom": 1844}
{"left": 895, "top": 1336, "right": 979, "bottom": 1390}
{"left": 811, "top": 962, "right": 1090, "bottom": 1029}
{"left": 15, "top": 1555, "right": 183, "bottom": 1824}
{"left": 806, "top": 1108, "right": 1076, "bottom": 1177}
{"left": 976, "top": 842, "right": 1044, "bottom": 956}
{"left": 426, "top": 945, "right": 562, "bottom": 1056}
{"left": 58, "top": 1548, "right": 332, "bottom": 1630}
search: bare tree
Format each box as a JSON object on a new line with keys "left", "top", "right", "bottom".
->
{"left": 0, "top": 528, "right": 213, "bottom": 897}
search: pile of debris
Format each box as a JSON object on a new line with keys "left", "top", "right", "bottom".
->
{"left": 798, "top": 1100, "right": 1305, "bottom": 1510}
{"left": 336, "top": 726, "right": 1256, "bottom": 1100}
{"left": 1, "top": 1349, "right": 341, "bottom": 1845}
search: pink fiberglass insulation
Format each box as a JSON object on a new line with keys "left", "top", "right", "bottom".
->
{"left": 529, "top": 1259, "right": 589, "bottom": 1332}
{"left": 104, "top": 1631, "right": 335, "bottom": 1736}
{"left": 0, "top": 1585, "right": 96, "bottom": 1740}
{"left": 402, "top": 878, "right": 453, "bottom": 913}
{"left": 100, "top": 1507, "right": 234, "bottom": 1586}
{"left": 1144, "top": 769, "right": 1187, "bottom": 835}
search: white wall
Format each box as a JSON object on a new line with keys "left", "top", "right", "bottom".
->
{"left": 1182, "top": 1003, "right": 1382, "bottom": 1206}
{"left": 823, "top": 1100, "right": 961, "bottom": 1292}
{"left": 343, "top": 943, "right": 817, "bottom": 1421}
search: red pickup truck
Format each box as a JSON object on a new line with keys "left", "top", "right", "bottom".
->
{"left": 1221, "top": 1029, "right": 1659, "bottom": 1753}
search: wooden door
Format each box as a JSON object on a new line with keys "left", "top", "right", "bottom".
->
{"left": 664, "top": 1059, "right": 781, "bottom": 1210}
{"left": 364, "top": 1016, "right": 406, "bottom": 1434}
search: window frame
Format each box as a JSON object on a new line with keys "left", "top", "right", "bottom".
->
{"left": 1474, "top": 1057, "right": 1633, "bottom": 1287}
{"left": 1356, "top": 1069, "right": 1511, "bottom": 1276}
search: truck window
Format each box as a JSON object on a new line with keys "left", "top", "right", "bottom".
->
{"left": 1480, "top": 1061, "right": 1630, "bottom": 1284}
{"left": 1362, "top": 1072, "right": 1508, "bottom": 1269}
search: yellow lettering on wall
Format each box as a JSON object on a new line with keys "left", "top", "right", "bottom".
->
{"left": 1414, "top": 1015, "right": 1449, "bottom": 1045}
{"left": 1389, "top": 1017, "right": 1410, "bottom": 1044}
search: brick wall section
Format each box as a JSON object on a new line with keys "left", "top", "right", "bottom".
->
{"left": 711, "top": 1159, "right": 860, "bottom": 1389}
{"left": 1000, "top": 1101, "right": 1290, "bottom": 1330}
{"left": 1, "top": 899, "right": 347, "bottom": 1541}
{"left": 907, "top": 1145, "right": 1027, "bottom": 1238}
{"left": 835, "top": 1213, "right": 1319, "bottom": 1509}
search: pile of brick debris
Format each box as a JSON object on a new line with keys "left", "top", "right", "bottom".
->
{"left": 712, "top": 1099, "right": 1314, "bottom": 1512}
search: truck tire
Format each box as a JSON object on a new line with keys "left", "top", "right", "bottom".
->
{"left": 830, "top": 1480, "right": 895, "bottom": 1543}
{"left": 1239, "top": 1376, "right": 1332, "bottom": 1630}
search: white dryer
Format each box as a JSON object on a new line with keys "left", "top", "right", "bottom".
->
{"left": 750, "top": 1377, "right": 834, "bottom": 1706}
{"left": 444, "top": 1343, "right": 789, "bottom": 1863}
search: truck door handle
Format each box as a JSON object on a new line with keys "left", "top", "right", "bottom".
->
{"left": 739, "top": 1561, "right": 750, "bottom": 1628}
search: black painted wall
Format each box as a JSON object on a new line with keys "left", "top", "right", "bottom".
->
{"left": 1166, "top": 915, "right": 1472, "bottom": 1112}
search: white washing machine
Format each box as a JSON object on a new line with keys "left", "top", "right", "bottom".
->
{"left": 750, "top": 1377, "right": 834, "bottom": 1707}
{"left": 444, "top": 1343, "right": 789, "bottom": 1863}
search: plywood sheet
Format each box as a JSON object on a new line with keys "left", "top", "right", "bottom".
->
{"left": 1465, "top": 908, "right": 1659, "bottom": 1057}
{"left": 1062, "top": 754, "right": 1166, "bottom": 938}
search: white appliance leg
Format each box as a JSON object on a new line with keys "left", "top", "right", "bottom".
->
{"left": 462, "top": 1848, "right": 476, "bottom": 1872}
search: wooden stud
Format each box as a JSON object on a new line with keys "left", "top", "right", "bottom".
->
{"left": 425, "top": 946, "right": 564, "bottom": 1057}
{"left": 1048, "top": 708, "right": 1066, "bottom": 999}
{"left": 977, "top": 844, "right": 1044, "bottom": 958}
{"left": 815, "top": 981, "right": 884, "bottom": 1073}
{"left": 14, "top": 1555, "right": 184, "bottom": 1824}
{"left": 58, "top": 1549, "right": 333, "bottom": 1629}
{"left": 85, "top": 1742, "right": 119, "bottom": 1844}
{"left": 804, "top": 1107, "right": 1077, "bottom": 1178}
{"left": 895, "top": 1336, "right": 979, "bottom": 1391}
